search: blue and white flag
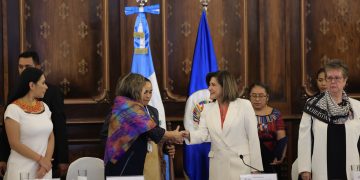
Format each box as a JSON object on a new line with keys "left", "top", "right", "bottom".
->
{"left": 125, "top": 4, "right": 171, "bottom": 180}
{"left": 183, "top": 10, "right": 218, "bottom": 180}
{"left": 125, "top": 4, "right": 165, "bottom": 129}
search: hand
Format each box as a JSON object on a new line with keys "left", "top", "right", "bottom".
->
{"left": 270, "top": 157, "right": 284, "bottom": 165}
{"left": 166, "top": 145, "right": 176, "bottom": 158}
{"left": 300, "top": 171, "right": 311, "bottom": 180}
{"left": 0, "top": 161, "right": 6, "bottom": 177}
{"left": 171, "top": 126, "right": 183, "bottom": 144}
{"left": 38, "top": 156, "right": 52, "bottom": 172}
{"left": 181, "top": 130, "right": 190, "bottom": 139}
{"left": 36, "top": 166, "right": 48, "bottom": 179}
{"left": 58, "top": 163, "right": 69, "bottom": 177}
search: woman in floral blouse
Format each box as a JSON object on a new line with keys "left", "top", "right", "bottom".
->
{"left": 248, "top": 83, "right": 287, "bottom": 175}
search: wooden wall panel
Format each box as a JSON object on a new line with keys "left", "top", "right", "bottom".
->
{"left": 288, "top": 0, "right": 304, "bottom": 115}
{"left": 20, "top": 0, "right": 110, "bottom": 103}
{"left": 119, "top": 0, "right": 136, "bottom": 76}
{"left": 107, "top": 0, "right": 121, "bottom": 96}
{"left": 0, "top": 0, "right": 4, "bottom": 118}
{"left": 163, "top": 0, "right": 248, "bottom": 100}
{"left": 259, "top": 0, "right": 287, "bottom": 100}
{"left": 301, "top": 0, "right": 360, "bottom": 97}
{"left": 68, "top": 143, "right": 104, "bottom": 163}
{"left": 247, "top": 0, "right": 260, "bottom": 81}
{"left": 66, "top": 121, "right": 105, "bottom": 163}
{"left": 209, "top": 0, "right": 248, "bottom": 94}
{"left": 0, "top": 0, "right": 3, "bottom": 107}
{"left": 164, "top": 0, "right": 199, "bottom": 100}
{"left": 247, "top": 0, "right": 293, "bottom": 114}
{"left": 4, "top": 0, "right": 20, "bottom": 95}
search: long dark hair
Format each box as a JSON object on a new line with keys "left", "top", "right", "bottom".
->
{"left": 313, "top": 68, "right": 325, "bottom": 93}
{"left": 7, "top": 67, "right": 44, "bottom": 106}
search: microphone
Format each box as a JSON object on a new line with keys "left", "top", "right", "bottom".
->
{"left": 239, "top": 155, "right": 263, "bottom": 172}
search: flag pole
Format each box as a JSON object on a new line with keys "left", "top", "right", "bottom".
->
{"left": 166, "top": 122, "right": 175, "bottom": 180}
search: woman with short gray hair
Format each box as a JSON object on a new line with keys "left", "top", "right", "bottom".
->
{"left": 298, "top": 59, "right": 360, "bottom": 180}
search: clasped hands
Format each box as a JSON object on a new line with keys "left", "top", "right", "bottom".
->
{"left": 166, "top": 126, "right": 190, "bottom": 144}
{"left": 36, "top": 156, "right": 52, "bottom": 178}
{"left": 0, "top": 158, "right": 53, "bottom": 178}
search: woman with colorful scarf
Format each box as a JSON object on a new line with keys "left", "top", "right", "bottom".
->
{"left": 104, "top": 73, "right": 183, "bottom": 176}
{"left": 298, "top": 59, "right": 360, "bottom": 180}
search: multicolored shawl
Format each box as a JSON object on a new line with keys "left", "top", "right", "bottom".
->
{"left": 104, "top": 96, "right": 156, "bottom": 164}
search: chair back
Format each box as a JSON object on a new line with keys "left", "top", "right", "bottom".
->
{"left": 66, "top": 157, "right": 104, "bottom": 180}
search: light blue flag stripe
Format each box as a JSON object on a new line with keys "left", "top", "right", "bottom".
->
{"left": 126, "top": 4, "right": 171, "bottom": 180}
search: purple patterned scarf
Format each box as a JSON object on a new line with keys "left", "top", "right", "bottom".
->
{"left": 104, "top": 96, "right": 156, "bottom": 164}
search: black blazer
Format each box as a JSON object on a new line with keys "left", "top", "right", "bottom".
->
{"left": 0, "top": 83, "right": 69, "bottom": 165}
{"left": 146, "top": 105, "right": 160, "bottom": 126}
{"left": 42, "top": 83, "right": 69, "bottom": 165}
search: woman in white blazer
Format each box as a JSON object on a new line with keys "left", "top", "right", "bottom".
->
{"left": 183, "top": 70, "right": 263, "bottom": 180}
{"left": 298, "top": 59, "right": 360, "bottom": 180}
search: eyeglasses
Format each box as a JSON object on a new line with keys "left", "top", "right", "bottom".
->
{"left": 250, "top": 93, "right": 268, "bottom": 99}
{"left": 326, "top": 76, "right": 343, "bottom": 82}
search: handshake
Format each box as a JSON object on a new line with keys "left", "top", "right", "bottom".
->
{"left": 165, "top": 126, "right": 190, "bottom": 144}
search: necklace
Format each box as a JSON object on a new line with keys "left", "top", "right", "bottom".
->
{"left": 13, "top": 99, "right": 43, "bottom": 113}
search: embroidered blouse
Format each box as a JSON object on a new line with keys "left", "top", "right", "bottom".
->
{"left": 256, "top": 108, "right": 285, "bottom": 151}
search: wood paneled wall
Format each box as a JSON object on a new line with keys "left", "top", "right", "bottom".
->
{"left": 301, "top": 0, "right": 360, "bottom": 97}
{"left": 0, "top": 0, "right": 5, "bottom": 119}
{"left": 20, "top": 0, "right": 110, "bottom": 102}
{"left": 1, "top": 0, "right": 359, "bottom": 179}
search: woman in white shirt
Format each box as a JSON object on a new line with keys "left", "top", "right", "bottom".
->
{"left": 4, "top": 67, "right": 54, "bottom": 179}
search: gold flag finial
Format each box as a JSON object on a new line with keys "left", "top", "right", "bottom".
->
{"left": 200, "top": 0, "right": 209, "bottom": 11}
{"left": 136, "top": 0, "right": 148, "bottom": 7}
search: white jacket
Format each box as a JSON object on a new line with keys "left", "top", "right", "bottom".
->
{"left": 190, "top": 98, "right": 263, "bottom": 180}
{"left": 298, "top": 98, "right": 360, "bottom": 180}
